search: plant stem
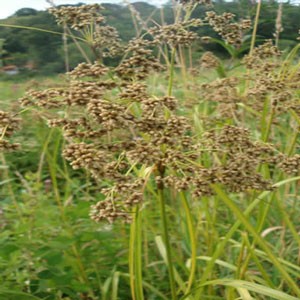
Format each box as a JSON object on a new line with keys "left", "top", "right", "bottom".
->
{"left": 239, "top": 193, "right": 276, "bottom": 282}
{"left": 135, "top": 207, "right": 144, "bottom": 300}
{"left": 168, "top": 48, "right": 176, "bottom": 97}
{"left": 63, "top": 23, "right": 70, "bottom": 73}
{"left": 129, "top": 206, "right": 144, "bottom": 300}
{"left": 244, "top": 0, "right": 261, "bottom": 92}
{"left": 250, "top": 0, "right": 262, "bottom": 55}
{"left": 158, "top": 186, "right": 177, "bottom": 300}
{"left": 129, "top": 212, "right": 137, "bottom": 300}
{"left": 180, "top": 192, "right": 197, "bottom": 294}
{"left": 263, "top": 108, "right": 275, "bottom": 143}
{"left": 287, "top": 125, "right": 299, "bottom": 156}
{"left": 0, "top": 153, "right": 23, "bottom": 221}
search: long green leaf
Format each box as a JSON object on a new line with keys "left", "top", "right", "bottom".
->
{"left": 120, "top": 273, "right": 169, "bottom": 300}
{"left": 194, "top": 176, "right": 300, "bottom": 299}
{"left": 0, "top": 290, "right": 42, "bottom": 300}
{"left": 211, "top": 184, "right": 300, "bottom": 297}
{"left": 155, "top": 235, "right": 186, "bottom": 293}
{"left": 202, "top": 279, "right": 299, "bottom": 300}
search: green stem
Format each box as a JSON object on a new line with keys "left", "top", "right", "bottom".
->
{"left": 120, "top": 273, "right": 169, "bottom": 300}
{"left": 263, "top": 108, "right": 275, "bottom": 142}
{"left": 239, "top": 193, "right": 275, "bottom": 279}
{"left": 242, "top": 233, "right": 275, "bottom": 287}
{"left": 0, "top": 24, "right": 85, "bottom": 42}
{"left": 168, "top": 48, "right": 176, "bottom": 97}
{"left": 0, "top": 154, "right": 24, "bottom": 221}
{"left": 287, "top": 125, "right": 299, "bottom": 156}
{"left": 129, "top": 206, "right": 144, "bottom": 300}
{"left": 129, "top": 212, "right": 137, "bottom": 300}
{"left": 244, "top": 0, "right": 261, "bottom": 92}
{"left": 261, "top": 97, "right": 275, "bottom": 143}
{"left": 249, "top": 0, "right": 262, "bottom": 55}
{"left": 275, "top": 194, "right": 300, "bottom": 248}
{"left": 180, "top": 192, "right": 197, "bottom": 294}
{"left": 37, "top": 127, "right": 55, "bottom": 184}
{"left": 158, "top": 187, "right": 177, "bottom": 300}
{"left": 135, "top": 207, "right": 144, "bottom": 300}
{"left": 65, "top": 26, "right": 92, "bottom": 64}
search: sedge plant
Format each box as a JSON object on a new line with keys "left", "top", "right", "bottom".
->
{"left": 0, "top": 0, "right": 300, "bottom": 299}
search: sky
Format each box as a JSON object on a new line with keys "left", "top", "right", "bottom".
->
{"left": 0, "top": 0, "right": 167, "bottom": 19}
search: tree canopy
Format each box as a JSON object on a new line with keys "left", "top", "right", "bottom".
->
{"left": 0, "top": 1, "right": 299, "bottom": 75}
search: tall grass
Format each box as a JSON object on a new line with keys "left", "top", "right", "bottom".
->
{"left": 0, "top": 1, "right": 299, "bottom": 300}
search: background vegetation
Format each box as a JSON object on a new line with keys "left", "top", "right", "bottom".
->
{"left": 1, "top": 0, "right": 300, "bottom": 75}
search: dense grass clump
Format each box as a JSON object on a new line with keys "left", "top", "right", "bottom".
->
{"left": 0, "top": 1, "right": 299, "bottom": 300}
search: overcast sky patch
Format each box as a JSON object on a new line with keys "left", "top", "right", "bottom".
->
{"left": 0, "top": 0, "right": 166, "bottom": 19}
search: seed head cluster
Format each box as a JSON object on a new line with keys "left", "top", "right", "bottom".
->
{"left": 205, "top": 11, "right": 251, "bottom": 46}
{"left": 90, "top": 179, "right": 144, "bottom": 223}
{"left": 49, "top": 4, "right": 104, "bottom": 30}
{"left": 195, "top": 39, "right": 300, "bottom": 120}
{"left": 242, "top": 41, "right": 300, "bottom": 114}
{"left": 279, "top": 155, "right": 300, "bottom": 175}
{"left": 49, "top": 4, "right": 121, "bottom": 58}
{"left": 149, "top": 19, "right": 202, "bottom": 47}
{"left": 68, "top": 62, "right": 109, "bottom": 78}
{"left": 20, "top": 88, "right": 66, "bottom": 108}
{"left": 18, "top": 4, "right": 299, "bottom": 225}
{"left": 20, "top": 50, "right": 191, "bottom": 223}
{"left": 116, "top": 39, "right": 163, "bottom": 80}
{"left": 93, "top": 25, "right": 122, "bottom": 58}
{"left": 200, "top": 77, "right": 241, "bottom": 118}
{"left": 243, "top": 40, "right": 281, "bottom": 69}
{"left": 23, "top": 67, "right": 288, "bottom": 222}
{"left": 0, "top": 111, "right": 21, "bottom": 151}
{"left": 200, "top": 51, "right": 220, "bottom": 69}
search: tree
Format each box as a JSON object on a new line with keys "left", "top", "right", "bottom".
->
{"left": 14, "top": 8, "right": 38, "bottom": 17}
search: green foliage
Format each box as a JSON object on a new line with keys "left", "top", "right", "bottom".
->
{"left": 0, "top": 1, "right": 300, "bottom": 75}
{"left": 0, "top": 142, "right": 130, "bottom": 299}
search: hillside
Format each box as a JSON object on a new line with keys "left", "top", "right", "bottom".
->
{"left": 0, "top": 1, "right": 299, "bottom": 75}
